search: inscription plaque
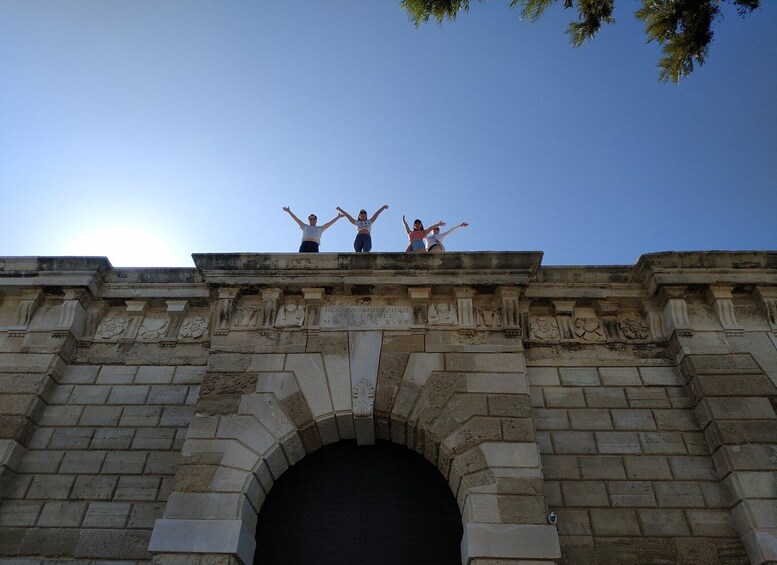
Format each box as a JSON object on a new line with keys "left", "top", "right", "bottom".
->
{"left": 320, "top": 305, "right": 412, "bottom": 329}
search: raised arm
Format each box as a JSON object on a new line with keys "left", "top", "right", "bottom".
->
{"left": 336, "top": 207, "right": 356, "bottom": 225}
{"left": 370, "top": 204, "right": 389, "bottom": 223}
{"left": 402, "top": 214, "right": 411, "bottom": 235}
{"left": 321, "top": 212, "right": 345, "bottom": 231}
{"left": 438, "top": 222, "right": 468, "bottom": 239}
{"left": 283, "top": 206, "right": 305, "bottom": 229}
{"left": 423, "top": 220, "right": 446, "bottom": 236}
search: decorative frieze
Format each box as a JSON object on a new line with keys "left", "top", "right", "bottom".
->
{"left": 213, "top": 288, "right": 239, "bottom": 335}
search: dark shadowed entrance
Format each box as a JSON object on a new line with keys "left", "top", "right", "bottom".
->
{"left": 254, "top": 440, "right": 463, "bottom": 565}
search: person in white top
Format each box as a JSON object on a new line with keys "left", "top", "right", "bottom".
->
{"left": 283, "top": 206, "right": 344, "bottom": 253}
{"left": 336, "top": 205, "right": 389, "bottom": 252}
{"left": 425, "top": 222, "right": 469, "bottom": 253}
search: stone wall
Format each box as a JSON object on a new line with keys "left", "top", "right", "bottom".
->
{"left": 0, "top": 252, "right": 775, "bottom": 564}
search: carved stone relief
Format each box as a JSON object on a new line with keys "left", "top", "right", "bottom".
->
{"left": 428, "top": 302, "right": 457, "bottom": 326}
{"left": 180, "top": 316, "right": 209, "bottom": 339}
{"left": 619, "top": 316, "right": 649, "bottom": 340}
{"left": 573, "top": 318, "right": 605, "bottom": 342}
{"left": 275, "top": 304, "right": 305, "bottom": 328}
{"left": 95, "top": 317, "right": 128, "bottom": 340}
{"left": 138, "top": 315, "right": 169, "bottom": 341}
{"left": 530, "top": 316, "right": 560, "bottom": 341}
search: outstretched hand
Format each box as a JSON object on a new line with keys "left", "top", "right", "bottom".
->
{"left": 282, "top": 206, "right": 290, "bottom": 212}
{"left": 461, "top": 222, "right": 469, "bottom": 227}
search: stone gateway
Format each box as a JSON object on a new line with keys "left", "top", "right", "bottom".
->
{"left": 0, "top": 251, "right": 775, "bottom": 564}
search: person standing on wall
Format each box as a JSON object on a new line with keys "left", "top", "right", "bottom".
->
{"left": 283, "top": 206, "right": 344, "bottom": 253}
{"left": 403, "top": 215, "right": 445, "bottom": 253}
{"left": 425, "top": 222, "right": 469, "bottom": 253}
{"left": 336, "top": 205, "right": 389, "bottom": 252}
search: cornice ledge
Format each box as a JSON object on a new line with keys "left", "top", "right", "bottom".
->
{"left": 192, "top": 252, "right": 544, "bottom": 287}
{"left": 634, "top": 251, "right": 777, "bottom": 296}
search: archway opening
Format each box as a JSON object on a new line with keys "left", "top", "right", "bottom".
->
{"left": 255, "top": 440, "right": 463, "bottom": 565}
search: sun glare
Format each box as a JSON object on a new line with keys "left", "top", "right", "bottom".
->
{"left": 62, "top": 225, "right": 188, "bottom": 267}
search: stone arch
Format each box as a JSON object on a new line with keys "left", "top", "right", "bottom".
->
{"left": 149, "top": 335, "right": 560, "bottom": 564}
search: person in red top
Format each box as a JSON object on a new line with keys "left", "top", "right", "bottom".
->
{"left": 402, "top": 215, "right": 445, "bottom": 253}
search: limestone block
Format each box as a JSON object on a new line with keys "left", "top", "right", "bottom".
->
{"left": 0, "top": 500, "right": 42, "bottom": 526}
{"left": 610, "top": 409, "right": 656, "bottom": 431}
{"left": 608, "top": 481, "right": 657, "bottom": 507}
{"left": 128, "top": 502, "right": 166, "bottom": 529}
{"left": 238, "top": 394, "right": 294, "bottom": 440}
{"left": 568, "top": 409, "right": 612, "bottom": 430}
{"left": 173, "top": 365, "right": 207, "bottom": 385}
{"left": 165, "top": 492, "right": 242, "bottom": 520}
{"left": 742, "top": 529, "right": 777, "bottom": 565}
{"left": 638, "top": 509, "right": 691, "bottom": 536}
{"left": 699, "top": 397, "right": 776, "bottom": 423}
{"left": 87, "top": 421, "right": 139, "bottom": 452}
{"left": 131, "top": 366, "right": 174, "bottom": 385}
{"left": 119, "top": 406, "right": 162, "bottom": 428}
{"left": 263, "top": 442, "right": 289, "bottom": 479}
{"left": 461, "top": 523, "right": 561, "bottom": 561}
{"left": 625, "top": 388, "right": 671, "bottom": 408}
{"left": 713, "top": 444, "right": 777, "bottom": 473}
{"left": 561, "top": 481, "right": 608, "bottom": 507}
{"left": 147, "top": 385, "right": 189, "bottom": 406}
{"left": 480, "top": 442, "right": 540, "bottom": 469}
{"left": 148, "top": 518, "right": 256, "bottom": 565}
{"left": 559, "top": 368, "right": 599, "bottom": 387}
{"left": 543, "top": 388, "right": 585, "bottom": 408}
{"left": 685, "top": 509, "right": 737, "bottom": 537}
{"left": 59, "top": 450, "right": 106, "bottom": 474}
{"left": 26, "top": 475, "right": 75, "bottom": 500}
{"left": 583, "top": 388, "right": 627, "bottom": 408}
{"left": 692, "top": 373, "right": 777, "bottom": 398}
{"left": 61, "top": 364, "right": 101, "bottom": 384}
{"left": 37, "top": 501, "right": 88, "bottom": 527}
{"left": 82, "top": 501, "right": 132, "bottom": 528}
{"left": 17, "top": 450, "right": 64, "bottom": 473}
{"left": 668, "top": 456, "right": 718, "bottom": 481}
{"left": 335, "top": 412, "right": 356, "bottom": 440}
{"left": 467, "top": 373, "right": 529, "bottom": 395}
{"left": 216, "top": 415, "right": 276, "bottom": 456}
{"left": 39, "top": 405, "right": 83, "bottom": 426}
{"left": 441, "top": 416, "right": 502, "bottom": 456}
{"left": 49, "top": 428, "right": 94, "bottom": 449}
{"left": 71, "top": 476, "right": 119, "bottom": 500}
{"left": 107, "top": 385, "right": 150, "bottom": 405}
{"left": 726, "top": 471, "right": 777, "bottom": 499}
{"left": 279, "top": 431, "right": 305, "bottom": 465}
{"left": 595, "top": 432, "right": 641, "bottom": 454}
{"left": 323, "top": 353, "right": 351, "bottom": 412}
{"left": 487, "top": 395, "right": 532, "bottom": 418}
{"left": 254, "top": 372, "right": 300, "bottom": 401}
{"left": 551, "top": 431, "right": 596, "bottom": 455}
{"left": 539, "top": 455, "right": 580, "bottom": 480}
{"left": 653, "top": 409, "right": 699, "bottom": 431}
{"left": 114, "top": 476, "right": 161, "bottom": 501}
{"left": 247, "top": 354, "right": 284, "bottom": 372}
{"left": 316, "top": 413, "right": 340, "bottom": 445}
{"left": 96, "top": 365, "right": 137, "bottom": 385}
{"left": 132, "top": 428, "right": 176, "bottom": 450}
{"left": 146, "top": 452, "right": 181, "bottom": 475}
{"left": 102, "top": 451, "right": 148, "bottom": 475}
{"left": 639, "top": 432, "right": 687, "bottom": 455}
{"left": 502, "top": 418, "right": 536, "bottom": 443}
{"left": 533, "top": 409, "right": 569, "bottom": 430}
{"left": 529, "top": 387, "right": 543, "bottom": 408}
{"left": 623, "top": 456, "right": 672, "bottom": 480}
{"left": 402, "top": 353, "right": 444, "bottom": 387}
{"left": 527, "top": 367, "right": 560, "bottom": 386}
{"left": 284, "top": 354, "right": 333, "bottom": 418}
{"left": 734, "top": 499, "right": 777, "bottom": 529}
{"left": 160, "top": 405, "right": 196, "bottom": 427}
{"left": 598, "top": 367, "right": 641, "bottom": 387}
{"left": 589, "top": 509, "right": 641, "bottom": 536}
{"left": 79, "top": 405, "right": 123, "bottom": 426}
{"left": 578, "top": 456, "right": 625, "bottom": 480}
{"left": 639, "top": 367, "right": 682, "bottom": 386}
{"left": 22, "top": 527, "right": 80, "bottom": 557}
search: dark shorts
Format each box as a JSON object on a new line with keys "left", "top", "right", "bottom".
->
{"left": 354, "top": 233, "right": 372, "bottom": 252}
{"left": 299, "top": 240, "right": 320, "bottom": 253}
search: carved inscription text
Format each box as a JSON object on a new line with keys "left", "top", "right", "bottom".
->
{"left": 320, "top": 306, "right": 412, "bottom": 329}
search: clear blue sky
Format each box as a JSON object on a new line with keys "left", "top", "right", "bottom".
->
{"left": 1, "top": 0, "right": 775, "bottom": 267}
